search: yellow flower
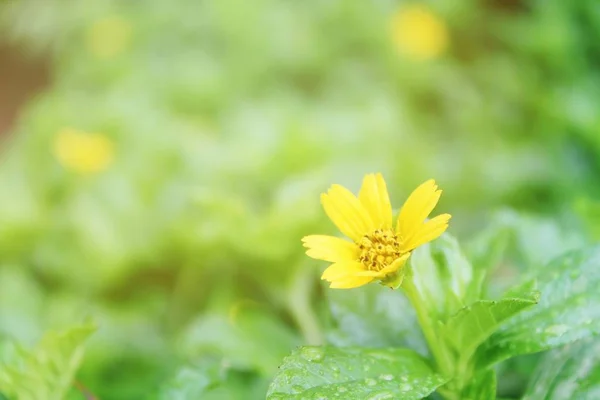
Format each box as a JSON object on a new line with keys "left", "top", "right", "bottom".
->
{"left": 87, "top": 16, "right": 132, "bottom": 59}
{"left": 302, "top": 174, "right": 450, "bottom": 289}
{"left": 390, "top": 5, "right": 448, "bottom": 61}
{"left": 53, "top": 128, "right": 115, "bottom": 175}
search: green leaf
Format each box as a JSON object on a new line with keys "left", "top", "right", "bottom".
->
{"left": 479, "top": 210, "right": 587, "bottom": 273}
{"left": 494, "top": 210, "right": 586, "bottom": 268}
{"left": 523, "top": 337, "right": 600, "bottom": 400}
{"left": 461, "top": 369, "right": 497, "bottom": 400}
{"left": 475, "top": 246, "right": 600, "bottom": 368}
{"left": 442, "top": 293, "right": 539, "bottom": 358}
{"left": 158, "top": 357, "right": 269, "bottom": 400}
{"left": 179, "top": 304, "right": 299, "bottom": 376}
{"left": 267, "top": 346, "right": 447, "bottom": 400}
{"left": 327, "top": 284, "right": 427, "bottom": 354}
{"left": 465, "top": 219, "right": 512, "bottom": 297}
{"left": 409, "top": 234, "right": 474, "bottom": 319}
{"left": 0, "top": 323, "right": 96, "bottom": 400}
{"left": 159, "top": 359, "right": 224, "bottom": 399}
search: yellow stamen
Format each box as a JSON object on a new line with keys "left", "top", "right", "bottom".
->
{"left": 357, "top": 229, "right": 403, "bottom": 272}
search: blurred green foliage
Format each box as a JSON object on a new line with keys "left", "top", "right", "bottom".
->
{"left": 0, "top": 324, "right": 95, "bottom": 400}
{"left": 0, "top": 0, "right": 599, "bottom": 398}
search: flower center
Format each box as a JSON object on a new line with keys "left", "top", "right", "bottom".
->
{"left": 357, "top": 229, "right": 402, "bottom": 271}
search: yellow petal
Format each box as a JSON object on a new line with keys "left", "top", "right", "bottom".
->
{"left": 321, "top": 261, "right": 364, "bottom": 281}
{"left": 356, "top": 253, "right": 411, "bottom": 278}
{"left": 358, "top": 173, "right": 393, "bottom": 230}
{"left": 402, "top": 213, "right": 451, "bottom": 252}
{"left": 397, "top": 179, "right": 442, "bottom": 242}
{"left": 329, "top": 275, "right": 374, "bottom": 289}
{"left": 321, "top": 184, "right": 374, "bottom": 241}
{"left": 302, "top": 235, "right": 358, "bottom": 263}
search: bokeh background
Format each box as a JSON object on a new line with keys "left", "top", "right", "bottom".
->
{"left": 0, "top": 0, "right": 599, "bottom": 398}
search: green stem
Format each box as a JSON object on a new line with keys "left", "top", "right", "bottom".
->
{"left": 455, "top": 351, "right": 475, "bottom": 393}
{"left": 287, "top": 267, "right": 324, "bottom": 345}
{"left": 402, "top": 279, "right": 454, "bottom": 378}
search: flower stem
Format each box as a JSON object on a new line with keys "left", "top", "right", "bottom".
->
{"left": 402, "top": 279, "right": 454, "bottom": 378}
{"left": 287, "top": 267, "right": 324, "bottom": 345}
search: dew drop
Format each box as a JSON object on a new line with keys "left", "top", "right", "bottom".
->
{"left": 399, "top": 382, "right": 413, "bottom": 391}
{"left": 400, "top": 375, "right": 408, "bottom": 382}
{"left": 379, "top": 374, "right": 394, "bottom": 381}
{"left": 363, "top": 365, "right": 371, "bottom": 372}
{"left": 365, "top": 378, "right": 377, "bottom": 386}
{"left": 337, "top": 386, "right": 348, "bottom": 393}
{"left": 300, "top": 347, "right": 324, "bottom": 362}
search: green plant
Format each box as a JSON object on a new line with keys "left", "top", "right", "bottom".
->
{"left": 0, "top": 323, "right": 96, "bottom": 400}
{"left": 268, "top": 235, "right": 600, "bottom": 399}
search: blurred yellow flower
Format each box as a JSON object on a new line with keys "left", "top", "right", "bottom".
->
{"left": 53, "top": 128, "right": 115, "bottom": 175}
{"left": 303, "top": 174, "right": 450, "bottom": 289}
{"left": 87, "top": 16, "right": 132, "bottom": 59}
{"left": 390, "top": 5, "right": 448, "bottom": 61}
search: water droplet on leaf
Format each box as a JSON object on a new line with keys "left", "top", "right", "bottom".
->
{"left": 300, "top": 347, "right": 324, "bottom": 362}
{"left": 399, "top": 382, "right": 413, "bottom": 391}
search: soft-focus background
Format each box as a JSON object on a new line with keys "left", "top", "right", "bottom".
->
{"left": 0, "top": 0, "right": 599, "bottom": 398}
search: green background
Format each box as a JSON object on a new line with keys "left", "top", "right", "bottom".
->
{"left": 0, "top": 0, "right": 599, "bottom": 398}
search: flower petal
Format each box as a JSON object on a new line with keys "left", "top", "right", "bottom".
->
{"left": 402, "top": 213, "right": 451, "bottom": 252}
{"left": 396, "top": 179, "right": 442, "bottom": 242}
{"left": 321, "top": 184, "right": 374, "bottom": 241}
{"left": 302, "top": 235, "right": 358, "bottom": 263}
{"left": 329, "top": 275, "right": 374, "bottom": 289}
{"left": 321, "top": 260, "right": 364, "bottom": 281}
{"left": 358, "top": 173, "right": 393, "bottom": 230}
{"left": 321, "top": 261, "right": 374, "bottom": 288}
{"left": 356, "top": 253, "right": 411, "bottom": 278}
